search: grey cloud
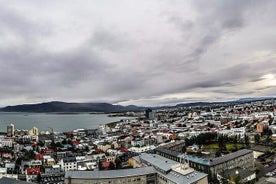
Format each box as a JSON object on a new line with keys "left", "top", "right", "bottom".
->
{"left": 0, "top": 0, "right": 275, "bottom": 106}
{"left": 255, "top": 86, "right": 273, "bottom": 91}
{"left": 90, "top": 29, "right": 129, "bottom": 51}
{"left": 187, "top": 81, "right": 234, "bottom": 89}
{"left": 0, "top": 6, "right": 51, "bottom": 44}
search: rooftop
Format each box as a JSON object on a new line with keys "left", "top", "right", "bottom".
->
{"left": 210, "top": 149, "right": 253, "bottom": 166}
{"left": 188, "top": 155, "right": 210, "bottom": 166}
{"left": 160, "top": 170, "right": 208, "bottom": 184}
{"left": 138, "top": 153, "right": 179, "bottom": 173}
{"left": 0, "top": 177, "right": 29, "bottom": 184}
{"left": 187, "top": 149, "right": 253, "bottom": 166}
{"left": 155, "top": 147, "right": 182, "bottom": 157}
{"left": 65, "top": 167, "right": 156, "bottom": 179}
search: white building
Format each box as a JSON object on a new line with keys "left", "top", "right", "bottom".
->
{"left": 60, "top": 157, "right": 78, "bottom": 171}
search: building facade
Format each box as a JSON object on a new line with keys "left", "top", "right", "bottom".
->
{"left": 188, "top": 149, "right": 255, "bottom": 181}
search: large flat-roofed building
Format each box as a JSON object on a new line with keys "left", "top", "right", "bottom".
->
{"left": 133, "top": 153, "right": 208, "bottom": 184}
{"left": 155, "top": 146, "right": 255, "bottom": 182}
{"left": 65, "top": 167, "right": 157, "bottom": 184}
{"left": 188, "top": 149, "right": 255, "bottom": 181}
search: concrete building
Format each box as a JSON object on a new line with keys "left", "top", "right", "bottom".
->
{"left": 133, "top": 153, "right": 208, "bottom": 184}
{"left": 188, "top": 149, "right": 255, "bottom": 181}
{"left": 145, "top": 109, "right": 155, "bottom": 120}
{"left": 7, "top": 124, "right": 14, "bottom": 137}
{"left": 65, "top": 167, "right": 157, "bottom": 184}
{"left": 217, "top": 167, "right": 256, "bottom": 183}
{"left": 28, "top": 127, "right": 39, "bottom": 136}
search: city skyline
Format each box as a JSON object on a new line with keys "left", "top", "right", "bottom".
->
{"left": 0, "top": 0, "right": 276, "bottom": 106}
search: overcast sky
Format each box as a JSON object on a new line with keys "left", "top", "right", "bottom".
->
{"left": 0, "top": 0, "right": 276, "bottom": 106}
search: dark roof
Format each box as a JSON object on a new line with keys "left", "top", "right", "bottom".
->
{"left": 210, "top": 149, "right": 253, "bottom": 166}
{"left": 155, "top": 147, "right": 181, "bottom": 157}
{"left": 163, "top": 140, "right": 185, "bottom": 149}
{"left": 0, "top": 177, "right": 29, "bottom": 184}
{"left": 63, "top": 157, "right": 76, "bottom": 163}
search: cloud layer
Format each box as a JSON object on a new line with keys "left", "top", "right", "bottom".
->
{"left": 0, "top": 0, "right": 276, "bottom": 106}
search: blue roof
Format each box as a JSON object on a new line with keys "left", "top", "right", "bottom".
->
{"left": 187, "top": 155, "right": 210, "bottom": 166}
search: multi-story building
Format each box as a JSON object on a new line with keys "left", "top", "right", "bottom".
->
{"left": 188, "top": 149, "right": 255, "bottom": 181}
{"left": 133, "top": 153, "right": 208, "bottom": 184}
{"left": 65, "top": 167, "right": 157, "bottom": 184}
{"left": 60, "top": 157, "right": 78, "bottom": 171}
{"left": 217, "top": 167, "right": 256, "bottom": 183}
{"left": 7, "top": 124, "right": 14, "bottom": 137}
{"left": 1, "top": 138, "right": 14, "bottom": 148}
{"left": 28, "top": 126, "right": 39, "bottom": 136}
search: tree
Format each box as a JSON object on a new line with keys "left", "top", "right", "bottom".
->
{"left": 233, "top": 135, "right": 238, "bottom": 151}
{"left": 109, "top": 162, "right": 116, "bottom": 170}
{"left": 265, "top": 135, "right": 272, "bottom": 146}
{"left": 218, "top": 134, "right": 226, "bottom": 152}
{"left": 182, "top": 146, "right": 187, "bottom": 153}
{"left": 115, "top": 157, "right": 122, "bottom": 169}
{"left": 37, "top": 141, "right": 44, "bottom": 147}
{"left": 254, "top": 134, "right": 260, "bottom": 144}
{"left": 98, "top": 160, "right": 103, "bottom": 170}
{"left": 37, "top": 173, "right": 42, "bottom": 183}
{"left": 215, "top": 150, "right": 221, "bottom": 157}
{"left": 244, "top": 134, "right": 250, "bottom": 148}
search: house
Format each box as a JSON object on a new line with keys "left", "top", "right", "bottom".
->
{"left": 60, "top": 157, "right": 77, "bottom": 171}
{"left": 26, "top": 167, "right": 40, "bottom": 182}
{"left": 44, "top": 165, "right": 61, "bottom": 174}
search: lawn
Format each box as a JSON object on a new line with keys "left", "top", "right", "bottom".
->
{"left": 203, "top": 143, "right": 244, "bottom": 151}
{"left": 203, "top": 143, "right": 218, "bottom": 149}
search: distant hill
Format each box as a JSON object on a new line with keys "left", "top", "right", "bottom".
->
{"left": 0, "top": 101, "right": 145, "bottom": 113}
{"left": 1, "top": 97, "right": 274, "bottom": 113}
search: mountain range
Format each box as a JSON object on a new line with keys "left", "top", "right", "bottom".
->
{"left": 0, "top": 97, "right": 274, "bottom": 113}
{"left": 0, "top": 101, "right": 146, "bottom": 113}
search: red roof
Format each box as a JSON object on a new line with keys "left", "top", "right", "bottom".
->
{"left": 26, "top": 167, "right": 41, "bottom": 175}
{"left": 102, "top": 161, "right": 110, "bottom": 168}
{"left": 42, "top": 148, "right": 55, "bottom": 154}
{"left": 119, "top": 147, "right": 128, "bottom": 152}
{"left": 35, "top": 154, "right": 44, "bottom": 160}
{"left": 72, "top": 140, "right": 79, "bottom": 145}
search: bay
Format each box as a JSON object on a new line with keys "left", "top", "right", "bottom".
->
{"left": 0, "top": 112, "right": 125, "bottom": 132}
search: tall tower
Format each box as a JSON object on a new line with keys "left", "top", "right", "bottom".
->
{"left": 7, "top": 123, "right": 14, "bottom": 137}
